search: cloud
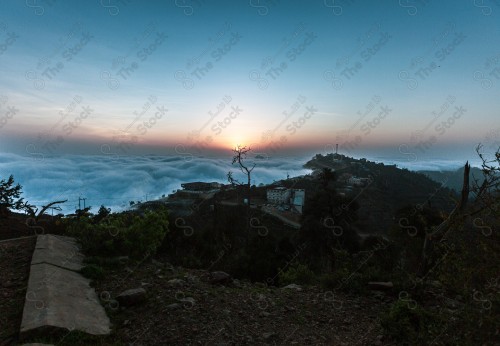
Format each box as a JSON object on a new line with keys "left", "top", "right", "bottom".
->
{"left": 1, "top": 152, "right": 483, "bottom": 215}
{"left": 0, "top": 153, "right": 311, "bottom": 214}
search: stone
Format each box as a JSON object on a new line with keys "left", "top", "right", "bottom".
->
{"left": 444, "top": 298, "right": 463, "bottom": 310}
{"left": 259, "top": 311, "right": 271, "bottom": 317}
{"left": 282, "top": 284, "right": 302, "bottom": 291}
{"left": 167, "top": 278, "right": 185, "bottom": 287}
{"left": 368, "top": 281, "right": 393, "bottom": 290}
{"left": 167, "top": 279, "right": 186, "bottom": 287}
{"left": 165, "top": 303, "right": 181, "bottom": 311}
{"left": 152, "top": 259, "right": 163, "bottom": 266}
{"left": 178, "top": 297, "right": 196, "bottom": 305}
{"left": 116, "top": 288, "right": 147, "bottom": 307}
{"left": 262, "top": 332, "right": 277, "bottom": 340}
{"left": 185, "top": 274, "right": 199, "bottom": 283}
{"left": 209, "top": 271, "right": 232, "bottom": 285}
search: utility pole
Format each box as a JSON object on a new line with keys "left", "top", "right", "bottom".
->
{"left": 336, "top": 143, "right": 338, "bottom": 154}
{"left": 79, "top": 197, "right": 87, "bottom": 209}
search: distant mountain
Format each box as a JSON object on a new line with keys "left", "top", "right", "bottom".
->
{"left": 303, "top": 153, "right": 457, "bottom": 234}
{"left": 419, "top": 166, "right": 485, "bottom": 193}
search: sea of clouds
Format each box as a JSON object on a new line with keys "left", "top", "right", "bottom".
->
{"left": 0, "top": 153, "right": 312, "bottom": 214}
{"left": 0, "top": 152, "right": 486, "bottom": 215}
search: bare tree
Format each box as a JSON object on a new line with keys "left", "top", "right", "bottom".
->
{"left": 227, "top": 145, "right": 256, "bottom": 244}
{"left": 418, "top": 144, "right": 500, "bottom": 276}
{"left": 227, "top": 145, "right": 255, "bottom": 206}
{"left": 25, "top": 199, "right": 68, "bottom": 222}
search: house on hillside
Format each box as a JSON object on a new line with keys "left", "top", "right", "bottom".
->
{"left": 348, "top": 176, "right": 371, "bottom": 187}
{"left": 267, "top": 187, "right": 290, "bottom": 204}
{"left": 290, "top": 189, "right": 305, "bottom": 213}
{"left": 266, "top": 187, "right": 305, "bottom": 214}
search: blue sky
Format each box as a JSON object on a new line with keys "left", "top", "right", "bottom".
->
{"left": 0, "top": 0, "right": 499, "bottom": 162}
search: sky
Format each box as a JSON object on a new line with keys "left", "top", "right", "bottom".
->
{"left": 0, "top": 1, "right": 499, "bottom": 160}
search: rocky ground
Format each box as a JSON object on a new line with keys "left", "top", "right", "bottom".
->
{"left": 91, "top": 257, "right": 396, "bottom": 346}
{"left": 0, "top": 236, "right": 36, "bottom": 345}
{"left": 0, "top": 215, "right": 396, "bottom": 346}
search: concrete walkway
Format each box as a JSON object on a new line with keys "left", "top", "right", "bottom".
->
{"left": 20, "top": 235, "right": 110, "bottom": 341}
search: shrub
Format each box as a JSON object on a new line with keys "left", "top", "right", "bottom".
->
{"left": 66, "top": 206, "right": 169, "bottom": 259}
{"left": 381, "top": 299, "right": 439, "bottom": 344}
{"left": 278, "top": 262, "right": 316, "bottom": 286}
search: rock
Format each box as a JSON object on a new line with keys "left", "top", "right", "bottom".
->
{"left": 429, "top": 280, "right": 443, "bottom": 289}
{"left": 167, "top": 278, "right": 185, "bottom": 287}
{"left": 368, "top": 281, "right": 393, "bottom": 290}
{"left": 259, "top": 311, "right": 271, "bottom": 317}
{"left": 209, "top": 271, "right": 232, "bottom": 285}
{"left": 116, "top": 288, "right": 147, "bottom": 307}
{"left": 178, "top": 297, "right": 196, "bottom": 308}
{"left": 116, "top": 256, "right": 129, "bottom": 264}
{"left": 165, "top": 303, "right": 181, "bottom": 311}
{"left": 181, "top": 296, "right": 196, "bottom": 303}
{"left": 152, "top": 259, "right": 163, "bottom": 266}
{"left": 282, "top": 284, "right": 302, "bottom": 291}
{"left": 262, "top": 332, "right": 277, "bottom": 340}
{"left": 185, "top": 274, "right": 199, "bottom": 283}
{"left": 444, "top": 298, "right": 463, "bottom": 310}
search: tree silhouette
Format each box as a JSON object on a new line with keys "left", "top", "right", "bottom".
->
{"left": 0, "top": 175, "right": 34, "bottom": 216}
{"left": 227, "top": 145, "right": 256, "bottom": 244}
{"left": 227, "top": 145, "right": 255, "bottom": 206}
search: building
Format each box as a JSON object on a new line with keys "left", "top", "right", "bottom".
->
{"left": 267, "top": 187, "right": 291, "bottom": 204}
{"left": 290, "top": 189, "right": 305, "bottom": 213}
{"left": 266, "top": 187, "right": 305, "bottom": 214}
{"left": 348, "top": 176, "right": 371, "bottom": 187}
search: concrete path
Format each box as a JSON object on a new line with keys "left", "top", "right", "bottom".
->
{"left": 20, "top": 235, "right": 110, "bottom": 341}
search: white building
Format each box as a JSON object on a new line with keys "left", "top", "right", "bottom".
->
{"left": 267, "top": 187, "right": 291, "bottom": 204}
{"left": 290, "top": 189, "right": 305, "bottom": 213}
{"left": 348, "top": 176, "right": 371, "bottom": 187}
{"left": 266, "top": 187, "right": 305, "bottom": 213}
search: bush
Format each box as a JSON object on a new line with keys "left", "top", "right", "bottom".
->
{"left": 278, "top": 262, "right": 316, "bottom": 286}
{"left": 381, "top": 299, "right": 439, "bottom": 344}
{"left": 66, "top": 206, "right": 169, "bottom": 259}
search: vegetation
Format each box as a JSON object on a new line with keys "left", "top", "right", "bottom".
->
{"left": 65, "top": 206, "right": 169, "bottom": 259}
{"left": 0, "top": 175, "right": 33, "bottom": 215}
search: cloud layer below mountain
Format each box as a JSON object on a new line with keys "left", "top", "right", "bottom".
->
{"left": 0, "top": 153, "right": 311, "bottom": 214}
{"left": 0, "top": 152, "right": 485, "bottom": 215}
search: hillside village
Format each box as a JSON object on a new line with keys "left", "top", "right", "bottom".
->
{"left": 135, "top": 152, "right": 455, "bottom": 235}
